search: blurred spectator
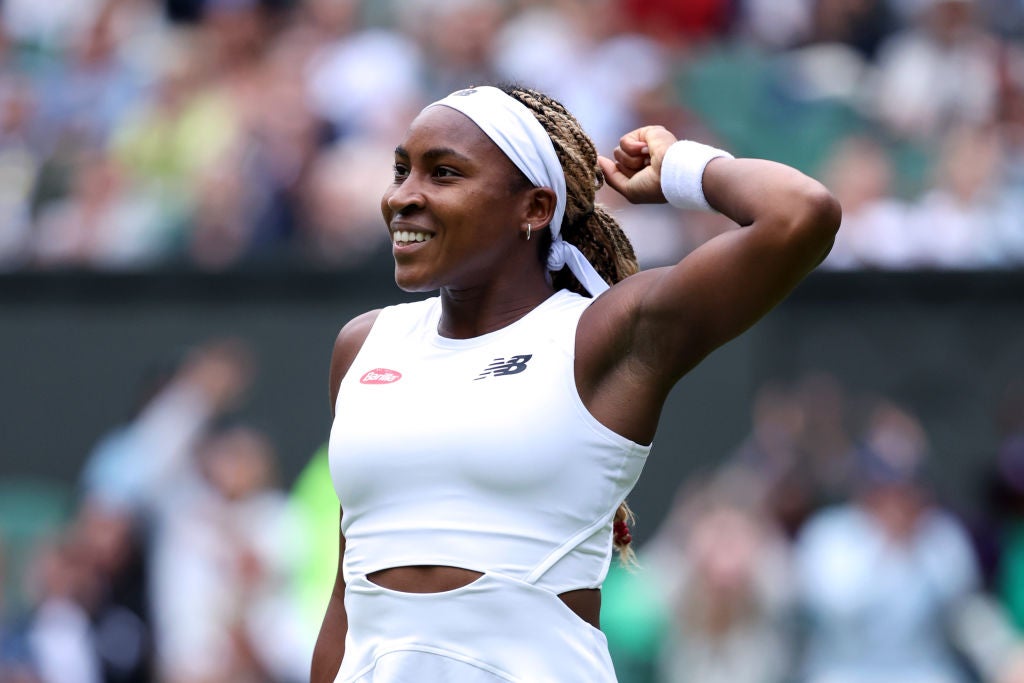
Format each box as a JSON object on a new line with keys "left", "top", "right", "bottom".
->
{"left": 81, "top": 339, "right": 253, "bottom": 510}
{"left": 2, "top": 0, "right": 103, "bottom": 52}
{"left": 78, "top": 339, "right": 311, "bottom": 681}
{"left": 32, "top": 5, "right": 146, "bottom": 152}
{"left": 407, "top": 0, "right": 505, "bottom": 102}
{"left": 647, "top": 473, "right": 795, "bottom": 683}
{"left": 15, "top": 502, "right": 155, "bottom": 683}
{"left": 730, "top": 380, "right": 805, "bottom": 495}
{"left": 150, "top": 424, "right": 308, "bottom": 682}
{"left": 868, "top": 0, "right": 999, "bottom": 142}
{"left": 991, "top": 44, "right": 1024, "bottom": 263}
{"left": 31, "top": 151, "right": 165, "bottom": 269}
{"left": 69, "top": 501, "right": 154, "bottom": 683}
{"left": 806, "top": 0, "right": 897, "bottom": 58}
{"left": 907, "top": 123, "right": 1006, "bottom": 268}
{"left": 729, "top": 373, "right": 858, "bottom": 536}
{"left": 794, "top": 401, "right": 981, "bottom": 683}
{"left": 304, "top": 2, "right": 424, "bottom": 142}
{"left": 23, "top": 535, "right": 103, "bottom": 683}
{"left": 0, "top": 79, "right": 41, "bottom": 267}
{"left": 112, "top": 42, "right": 241, "bottom": 248}
{"left": 297, "top": 137, "right": 393, "bottom": 267}
{"left": 733, "top": 0, "right": 813, "bottom": 50}
{"left": 820, "top": 135, "right": 917, "bottom": 270}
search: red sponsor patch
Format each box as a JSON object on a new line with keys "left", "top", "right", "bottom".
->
{"left": 359, "top": 368, "right": 402, "bottom": 384}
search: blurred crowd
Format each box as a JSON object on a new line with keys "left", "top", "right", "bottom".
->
{"left": 0, "top": 0, "right": 1020, "bottom": 272}
{"left": 0, "top": 340, "right": 325, "bottom": 683}
{"left": 607, "top": 372, "right": 1024, "bottom": 683}
{"left": 3, "top": 338, "right": 1024, "bottom": 683}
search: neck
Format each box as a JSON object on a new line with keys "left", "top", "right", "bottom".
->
{"left": 437, "top": 272, "right": 555, "bottom": 339}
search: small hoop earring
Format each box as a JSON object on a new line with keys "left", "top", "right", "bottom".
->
{"left": 525, "top": 223, "right": 532, "bottom": 241}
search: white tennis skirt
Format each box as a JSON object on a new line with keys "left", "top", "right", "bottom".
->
{"left": 334, "top": 571, "right": 617, "bottom": 682}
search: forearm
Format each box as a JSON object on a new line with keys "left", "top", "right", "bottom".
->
{"left": 311, "top": 588, "right": 348, "bottom": 683}
{"left": 312, "top": 523, "right": 348, "bottom": 683}
{"left": 604, "top": 130, "right": 840, "bottom": 264}
{"left": 701, "top": 156, "right": 840, "bottom": 258}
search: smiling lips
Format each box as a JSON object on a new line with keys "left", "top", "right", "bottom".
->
{"left": 392, "top": 230, "right": 434, "bottom": 246}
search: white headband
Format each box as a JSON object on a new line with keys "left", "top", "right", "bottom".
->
{"left": 426, "top": 86, "right": 610, "bottom": 296}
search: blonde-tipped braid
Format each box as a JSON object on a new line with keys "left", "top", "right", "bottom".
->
{"left": 500, "top": 84, "right": 640, "bottom": 564}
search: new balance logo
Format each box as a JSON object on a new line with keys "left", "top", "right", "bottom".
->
{"left": 475, "top": 355, "right": 533, "bottom": 380}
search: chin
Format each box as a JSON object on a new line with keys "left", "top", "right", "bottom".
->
{"left": 393, "top": 266, "right": 439, "bottom": 293}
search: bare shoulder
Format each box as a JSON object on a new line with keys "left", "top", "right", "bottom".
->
{"left": 329, "top": 309, "right": 382, "bottom": 414}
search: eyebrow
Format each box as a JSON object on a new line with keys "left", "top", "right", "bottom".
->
{"left": 394, "top": 145, "right": 473, "bottom": 165}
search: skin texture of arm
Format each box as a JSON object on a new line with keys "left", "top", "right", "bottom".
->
{"left": 311, "top": 520, "right": 348, "bottom": 683}
{"left": 577, "top": 126, "right": 842, "bottom": 446}
{"left": 310, "top": 310, "right": 380, "bottom": 683}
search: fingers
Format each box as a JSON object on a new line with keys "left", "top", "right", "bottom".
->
{"left": 600, "top": 151, "right": 667, "bottom": 205}
{"left": 617, "top": 126, "right": 678, "bottom": 167}
{"left": 599, "top": 126, "right": 679, "bottom": 204}
{"left": 618, "top": 131, "right": 650, "bottom": 157}
{"left": 613, "top": 145, "right": 648, "bottom": 173}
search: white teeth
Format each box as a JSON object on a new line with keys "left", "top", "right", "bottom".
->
{"left": 393, "top": 230, "right": 433, "bottom": 244}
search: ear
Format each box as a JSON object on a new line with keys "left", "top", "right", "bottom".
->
{"left": 522, "top": 187, "right": 557, "bottom": 232}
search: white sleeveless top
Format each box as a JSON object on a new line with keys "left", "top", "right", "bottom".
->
{"left": 328, "top": 289, "right": 650, "bottom": 594}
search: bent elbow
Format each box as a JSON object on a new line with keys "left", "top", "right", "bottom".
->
{"left": 818, "top": 189, "right": 843, "bottom": 237}
{"left": 803, "top": 184, "right": 842, "bottom": 237}
{"left": 790, "top": 183, "right": 842, "bottom": 256}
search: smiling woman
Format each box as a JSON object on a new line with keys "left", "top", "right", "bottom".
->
{"left": 312, "top": 84, "right": 841, "bottom": 683}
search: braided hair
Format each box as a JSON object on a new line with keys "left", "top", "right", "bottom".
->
{"left": 498, "top": 83, "right": 640, "bottom": 563}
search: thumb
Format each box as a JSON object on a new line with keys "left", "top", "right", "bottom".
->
{"left": 598, "top": 155, "right": 631, "bottom": 196}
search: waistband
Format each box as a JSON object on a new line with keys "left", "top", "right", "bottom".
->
{"left": 336, "top": 571, "right": 616, "bottom": 682}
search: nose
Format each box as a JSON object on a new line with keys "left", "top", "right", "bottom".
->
{"left": 384, "top": 177, "right": 425, "bottom": 215}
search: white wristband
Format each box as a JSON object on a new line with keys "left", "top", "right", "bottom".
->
{"left": 660, "top": 139, "right": 734, "bottom": 211}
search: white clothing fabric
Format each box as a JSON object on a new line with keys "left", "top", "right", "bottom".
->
{"left": 329, "top": 289, "right": 650, "bottom": 680}
{"left": 339, "top": 572, "right": 615, "bottom": 682}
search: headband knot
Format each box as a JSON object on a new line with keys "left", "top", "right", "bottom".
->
{"left": 426, "top": 86, "right": 610, "bottom": 296}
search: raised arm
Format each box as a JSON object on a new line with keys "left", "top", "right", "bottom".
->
{"left": 579, "top": 127, "right": 841, "bottom": 443}
{"left": 311, "top": 310, "right": 379, "bottom": 682}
